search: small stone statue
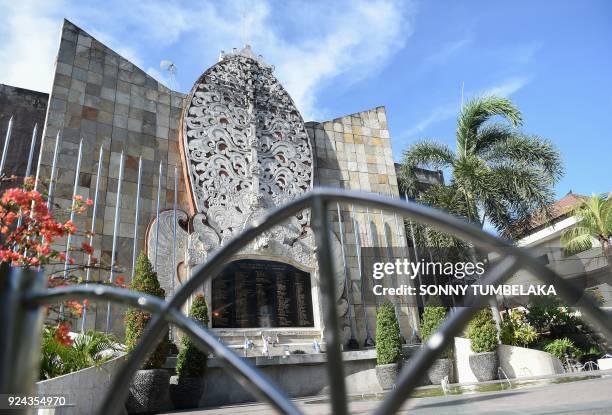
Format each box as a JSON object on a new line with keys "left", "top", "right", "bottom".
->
{"left": 262, "top": 334, "right": 270, "bottom": 357}
{"left": 243, "top": 337, "right": 254, "bottom": 357}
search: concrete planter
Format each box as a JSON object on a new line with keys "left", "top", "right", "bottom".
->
{"left": 375, "top": 363, "right": 399, "bottom": 390}
{"left": 170, "top": 375, "right": 205, "bottom": 409}
{"left": 426, "top": 358, "right": 453, "bottom": 385}
{"left": 126, "top": 369, "right": 172, "bottom": 414}
{"left": 469, "top": 351, "right": 499, "bottom": 381}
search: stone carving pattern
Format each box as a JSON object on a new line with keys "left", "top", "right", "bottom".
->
{"left": 182, "top": 52, "right": 313, "bottom": 241}
{"left": 148, "top": 49, "right": 349, "bottom": 338}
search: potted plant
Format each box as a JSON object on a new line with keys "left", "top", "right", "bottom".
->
{"left": 420, "top": 298, "right": 453, "bottom": 384}
{"left": 170, "top": 293, "right": 209, "bottom": 409}
{"left": 125, "top": 252, "right": 171, "bottom": 414}
{"left": 375, "top": 301, "right": 402, "bottom": 389}
{"left": 467, "top": 308, "right": 499, "bottom": 381}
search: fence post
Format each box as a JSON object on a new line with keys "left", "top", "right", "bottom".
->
{"left": 0, "top": 264, "right": 45, "bottom": 408}
{"left": 311, "top": 195, "right": 348, "bottom": 415}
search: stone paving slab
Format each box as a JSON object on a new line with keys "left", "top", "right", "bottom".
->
{"left": 163, "top": 376, "right": 612, "bottom": 415}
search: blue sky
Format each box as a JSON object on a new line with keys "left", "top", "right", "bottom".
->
{"left": 0, "top": 0, "right": 610, "bottom": 198}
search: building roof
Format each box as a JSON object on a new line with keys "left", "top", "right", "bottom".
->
{"left": 515, "top": 191, "right": 586, "bottom": 237}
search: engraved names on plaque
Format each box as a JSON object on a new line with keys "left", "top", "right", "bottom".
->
{"left": 212, "top": 259, "right": 314, "bottom": 328}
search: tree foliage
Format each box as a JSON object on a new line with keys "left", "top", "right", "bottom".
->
{"left": 561, "top": 193, "right": 612, "bottom": 265}
{"left": 376, "top": 301, "right": 402, "bottom": 365}
{"left": 176, "top": 294, "right": 209, "bottom": 377}
{"left": 399, "top": 95, "right": 563, "bottom": 239}
{"left": 124, "top": 252, "right": 168, "bottom": 369}
{"left": 468, "top": 308, "right": 498, "bottom": 353}
{"left": 544, "top": 337, "right": 581, "bottom": 360}
{"left": 500, "top": 310, "right": 539, "bottom": 347}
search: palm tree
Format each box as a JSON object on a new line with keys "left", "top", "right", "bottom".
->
{"left": 399, "top": 95, "right": 563, "bottom": 239}
{"left": 561, "top": 193, "right": 612, "bottom": 268}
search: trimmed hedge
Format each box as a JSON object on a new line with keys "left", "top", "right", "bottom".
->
{"left": 376, "top": 301, "right": 402, "bottom": 365}
{"left": 468, "top": 308, "right": 498, "bottom": 353}
{"left": 124, "top": 252, "right": 169, "bottom": 369}
{"left": 420, "top": 298, "right": 451, "bottom": 358}
{"left": 176, "top": 294, "right": 209, "bottom": 377}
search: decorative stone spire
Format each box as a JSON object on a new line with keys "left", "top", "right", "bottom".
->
{"left": 219, "top": 44, "right": 274, "bottom": 71}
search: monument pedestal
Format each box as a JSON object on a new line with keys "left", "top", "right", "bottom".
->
{"left": 214, "top": 327, "right": 325, "bottom": 356}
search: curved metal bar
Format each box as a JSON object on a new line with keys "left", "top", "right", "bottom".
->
{"left": 25, "top": 285, "right": 303, "bottom": 415}
{"left": 87, "top": 188, "right": 612, "bottom": 415}
{"left": 25, "top": 286, "right": 164, "bottom": 311}
{"left": 374, "top": 256, "right": 520, "bottom": 415}
{"left": 311, "top": 196, "right": 348, "bottom": 415}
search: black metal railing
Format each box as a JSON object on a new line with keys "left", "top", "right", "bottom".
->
{"left": 3, "top": 188, "right": 611, "bottom": 415}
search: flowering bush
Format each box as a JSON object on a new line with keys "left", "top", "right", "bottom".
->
{"left": 0, "top": 177, "right": 123, "bottom": 326}
{"left": 0, "top": 177, "right": 93, "bottom": 268}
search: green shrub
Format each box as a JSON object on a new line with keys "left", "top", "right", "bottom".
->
{"left": 419, "top": 298, "right": 451, "bottom": 358}
{"left": 176, "top": 294, "right": 209, "bottom": 377}
{"left": 544, "top": 337, "right": 581, "bottom": 360}
{"left": 525, "top": 295, "right": 564, "bottom": 333}
{"left": 467, "top": 308, "right": 498, "bottom": 353}
{"left": 40, "top": 329, "right": 118, "bottom": 380}
{"left": 124, "top": 252, "right": 169, "bottom": 369}
{"left": 500, "top": 310, "right": 539, "bottom": 347}
{"left": 376, "top": 301, "right": 402, "bottom": 365}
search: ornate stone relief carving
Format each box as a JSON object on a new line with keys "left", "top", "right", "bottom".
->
{"left": 147, "top": 46, "right": 349, "bottom": 340}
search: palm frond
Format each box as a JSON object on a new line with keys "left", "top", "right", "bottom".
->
{"left": 457, "top": 95, "right": 523, "bottom": 157}
{"left": 566, "top": 194, "right": 612, "bottom": 242}
{"left": 484, "top": 134, "right": 564, "bottom": 182}
{"left": 398, "top": 140, "right": 455, "bottom": 197}
{"left": 560, "top": 226, "right": 594, "bottom": 256}
{"left": 472, "top": 123, "right": 515, "bottom": 154}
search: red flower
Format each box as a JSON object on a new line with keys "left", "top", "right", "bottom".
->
{"left": 81, "top": 242, "right": 94, "bottom": 255}
{"left": 54, "top": 322, "right": 72, "bottom": 346}
{"left": 115, "top": 275, "right": 127, "bottom": 288}
{"left": 66, "top": 300, "right": 83, "bottom": 317}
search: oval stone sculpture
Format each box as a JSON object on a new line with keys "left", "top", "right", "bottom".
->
{"left": 180, "top": 46, "right": 314, "bottom": 242}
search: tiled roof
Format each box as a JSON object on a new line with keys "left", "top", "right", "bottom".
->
{"left": 518, "top": 191, "right": 586, "bottom": 235}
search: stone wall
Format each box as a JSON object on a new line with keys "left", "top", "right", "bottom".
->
{"left": 307, "top": 108, "right": 419, "bottom": 344}
{"left": 0, "top": 84, "right": 48, "bottom": 192}
{"left": 39, "top": 20, "right": 187, "bottom": 334}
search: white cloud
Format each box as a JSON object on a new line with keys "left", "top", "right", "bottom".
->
{"left": 0, "top": 0, "right": 64, "bottom": 92}
{"left": 423, "top": 37, "right": 472, "bottom": 66}
{"left": 481, "top": 76, "right": 531, "bottom": 98}
{"left": 0, "top": 0, "right": 414, "bottom": 120}
{"left": 399, "top": 75, "right": 531, "bottom": 141}
{"left": 401, "top": 104, "right": 458, "bottom": 138}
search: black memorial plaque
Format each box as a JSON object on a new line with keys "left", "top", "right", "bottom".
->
{"left": 212, "top": 259, "right": 314, "bottom": 328}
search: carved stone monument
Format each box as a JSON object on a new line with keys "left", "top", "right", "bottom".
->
{"left": 147, "top": 46, "right": 349, "bottom": 348}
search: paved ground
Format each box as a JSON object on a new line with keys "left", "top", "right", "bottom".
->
{"left": 165, "top": 376, "right": 612, "bottom": 415}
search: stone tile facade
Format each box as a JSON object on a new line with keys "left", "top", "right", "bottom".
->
{"left": 39, "top": 20, "right": 188, "bottom": 333}
{"left": 0, "top": 84, "right": 47, "bottom": 193}
{"left": 307, "top": 109, "right": 419, "bottom": 341}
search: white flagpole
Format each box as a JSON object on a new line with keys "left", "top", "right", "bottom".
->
{"left": 81, "top": 145, "right": 104, "bottom": 332}
{"left": 0, "top": 116, "right": 13, "bottom": 177}
{"left": 106, "top": 151, "right": 124, "bottom": 334}
{"left": 131, "top": 156, "right": 143, "bottom": 278}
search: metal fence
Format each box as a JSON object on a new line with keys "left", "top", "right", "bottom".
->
{"left": 2, "top": 188, "right": 612, "bottom": 415}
